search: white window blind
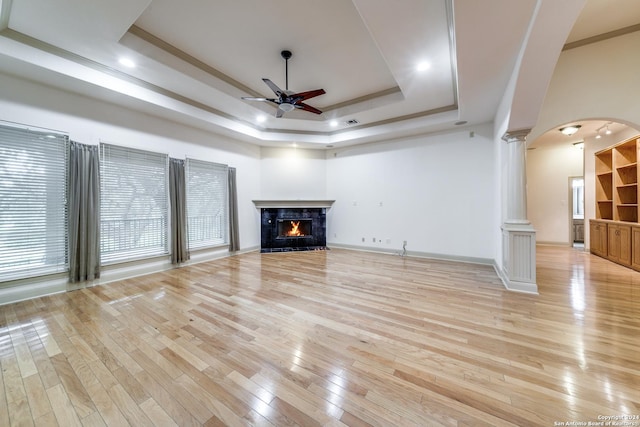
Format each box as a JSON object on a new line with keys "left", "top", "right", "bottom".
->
{"left": 186, "top": 159, "right": 228, "bottom": 249}
{"left": 0, "top": 124, "right": 69, "bottom": 281}
{"left": 100, "top": 143, "right": 169, "bottom": 264}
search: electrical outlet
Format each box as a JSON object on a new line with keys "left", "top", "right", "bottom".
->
{"left": 372, "top": 237, "right": 376, "bottom": 243}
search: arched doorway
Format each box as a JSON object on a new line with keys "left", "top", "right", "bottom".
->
{"left": 526, "top": 119, "right": 640, "bottom": 250}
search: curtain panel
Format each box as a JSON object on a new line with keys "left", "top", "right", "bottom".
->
{"left": 169, "top": 158, "right": 189, "bottom": 264}
{"left": 68, "top": 141, "right": 100, "bottom": 283}
{"left": 228, "top": 167, "right": 240, "bottom": 252}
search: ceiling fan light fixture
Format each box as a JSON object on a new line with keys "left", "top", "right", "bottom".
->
{"left": 559, "top": 125, "right": 581, "bottom": 136}
{"left": 279, "top": 103, "right": 295, "bottom": 113}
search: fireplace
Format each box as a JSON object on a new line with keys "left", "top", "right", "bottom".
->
{"left": 253, "top": 200, "right": 334, "bottom": 253}
{"left": 259, "top": 207, "right": 328, "bottom": 252}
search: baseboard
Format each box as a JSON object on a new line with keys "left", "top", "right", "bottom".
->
{"left": 536, "top": 240, "right": 571, "bottom": 247}
{"left": 491, "top": 261, "right": 539, "bottom": 294}
{"left": 328, "top": 243, "right": 495, "bottom": 266}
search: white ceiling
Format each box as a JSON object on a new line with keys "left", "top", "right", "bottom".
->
{"left": 0, "top": 0, "right": 639, "bottom": 149}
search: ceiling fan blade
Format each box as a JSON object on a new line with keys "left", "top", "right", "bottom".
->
{"left": 292, "top": 89, "right": 326, "bottom": 102}
{"left": 262, "top": 78, "right": 284, "bottom": 96}
{"left": 296, "top": 103, "right": 323, "bottom": 115}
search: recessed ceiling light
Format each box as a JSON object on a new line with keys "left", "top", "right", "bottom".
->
{"left": 118, "top": 57, "right": 136, "bottom": 68}
{"left": 329, "top": 120, "right": 338, "bottom": 127}
{"left": 256, "top": 115, "right": 266, "bottom": 123}
{"left": 416, "top": 61, "right": 431, "bottom": 72}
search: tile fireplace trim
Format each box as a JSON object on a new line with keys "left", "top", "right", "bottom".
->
{"left": 252, "top": 200, "right": 335, "bottom": 208}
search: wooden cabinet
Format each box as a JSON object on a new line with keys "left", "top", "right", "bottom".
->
{"left": 607, "top": 223, "right": 631, "bottom": 266}
{"left": 589, "top": 220, "right": 608, "bottom": 257}
{"left": 632, "top": 225, "right": 640, "bottom": 270}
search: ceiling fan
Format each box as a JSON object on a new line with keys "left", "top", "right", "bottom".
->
{"left": 242, "top": 50, "right": 326, "bottom": 118}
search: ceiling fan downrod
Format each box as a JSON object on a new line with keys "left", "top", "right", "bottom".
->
{"left": 281, "top": 50, "right": 292, "bottom": 91}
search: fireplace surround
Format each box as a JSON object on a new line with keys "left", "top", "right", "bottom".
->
{"left": 253, "top": 200, "right": 334, "bottom": 252}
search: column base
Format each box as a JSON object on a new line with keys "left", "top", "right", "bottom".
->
{"left": 500, "top": 222, "right": 538, "bottom": 294}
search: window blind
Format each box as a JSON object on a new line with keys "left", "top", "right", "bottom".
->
{"left": 0, "top": 124, "right": 69, "bottom": 281}
{"left": 100, "top": 143, "right": 169, "bottom": 264}
{"left": 185, "top": 159, "right": 228, "bottom": 249}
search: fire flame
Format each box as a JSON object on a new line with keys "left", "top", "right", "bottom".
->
{"left": 286, "top": 221, "right": 304, "bottom": 236}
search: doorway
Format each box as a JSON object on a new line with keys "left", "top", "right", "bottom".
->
{"left": 570, "top": 176, "right": 585, "bottom": 248}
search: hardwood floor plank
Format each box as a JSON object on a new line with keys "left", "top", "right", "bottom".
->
{"left": 46, "top": 383, "right": 82, "bottom": 427}
{"left": 1, "top": 246, "right": 639, "bottom": 425}
{"left": 139, "top": 397, "right": 178, "bottom": 427}
{"left": 23, "top": 373, "right": 53, "bottom": 420}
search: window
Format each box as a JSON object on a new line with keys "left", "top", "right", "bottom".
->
{"left": 186, "top": 159, "right": 228, "bottom": 249}
{"left": 572, "top": 178, "right": 584, "bottom": 219}
{"left": 0, "top": 124, "right": 69, "bottom": 281}
{"left": 100, "top": 143, "right": 169, "bottom": 263}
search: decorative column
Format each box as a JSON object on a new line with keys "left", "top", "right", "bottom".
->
{"left": 501, "top": 129, "right": 538, "bottom": 293}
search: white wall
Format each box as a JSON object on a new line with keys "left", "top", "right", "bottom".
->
{"left": 530, "top": 31, "right": 640, "bottom": 141}
{"left": 325, "top": 123, "right": 497, "bottom": 262}
{"left": 259, "top": 147, "right": 327, "bottom": 200}
{"left": 526, "top": 143, "right": 583, "bottom": 245}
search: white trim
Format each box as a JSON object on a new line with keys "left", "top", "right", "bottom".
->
{"left": 252, "top": 200, "right": 335, "bottom": 208}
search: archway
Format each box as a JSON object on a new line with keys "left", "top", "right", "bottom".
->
{"left": 527, "top": 119, "right": 640, "bottom": 250}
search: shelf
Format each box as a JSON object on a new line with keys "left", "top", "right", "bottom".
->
{"left": 616, "top": 183, "right": 638, "bottom": 188}
{"left": 595, "top": 150, "right": 613, "bottom": 175}
{"left": 617, "top": 162, "right": 637, "bottom": 172}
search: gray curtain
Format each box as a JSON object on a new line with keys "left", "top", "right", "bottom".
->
{"left": 68, "top": 141, "right": 100, "bottom": 283}
{"left": 228, "top": 167, "right": 240, "bottom": 252}
{"left": 169, "top": 158, "right": 189, "bottom": 264}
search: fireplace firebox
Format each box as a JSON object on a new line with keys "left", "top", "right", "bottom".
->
{"left": 277, "top": 219, "right": 312, "bottom": 239}
{"left": 260, "top": 208, "right": 326, "bottom": 252}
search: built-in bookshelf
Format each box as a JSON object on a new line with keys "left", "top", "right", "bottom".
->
{"left": 591, "top": 135, "right": 640, "bottom": 270}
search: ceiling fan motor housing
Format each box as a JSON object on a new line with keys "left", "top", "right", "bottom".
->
{"left": 281, "top": 50, "right": 292, "bottom": 60}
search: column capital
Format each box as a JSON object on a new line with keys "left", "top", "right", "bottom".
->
{"left": 502, "top": 128, "right": 532, "bottom": 143}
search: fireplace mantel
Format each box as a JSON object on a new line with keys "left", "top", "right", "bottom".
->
{"left": 252, "top": 200, "right": 335, "bottom": 209}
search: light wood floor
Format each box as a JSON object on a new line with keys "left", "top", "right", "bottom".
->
{"left": 1, "top": 246, "right": 639, "bottom": 426}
